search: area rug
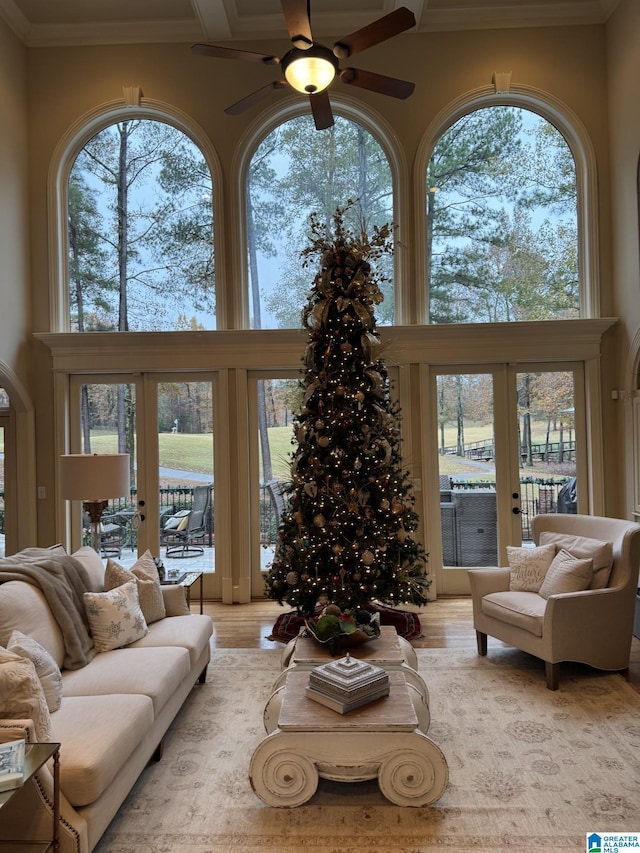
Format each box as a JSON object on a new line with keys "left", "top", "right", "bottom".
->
{"left": 95, "top": 647, "right": 640, "bottom": 853}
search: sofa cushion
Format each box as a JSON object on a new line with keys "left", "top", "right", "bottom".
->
{"left": 129, "top": 613, "right": 212, "bottom": 667}
{"left": 51, "top": 693, "right": 154, "bottom": 807}
{"left": 7, "top": 630, "right": 63, "bottom": 712}
{"left": 0, "top": 647, "right": 53, "bottom": 741}
{"left": 84, "top": 580, "right": 148, "bottom": 652}
{"left": 538, "top": 548, "right": 594, "bottom": 599}
{"left": 104, "top": 551, "right": 166, "bottom": 624}
{"left": 481, "top": 590, "right": 547, "bottom": 636}
{"left": 71, "top": 546, "right": 106, "bottom": 592}
{"left": 538, "top": 531, "right": 613, "bottom": 589}
{"left": 0, "top": 581, "right": 66, "bottom": 669}
{"left": 61, "top": 646, "right": 191, "bottom": 716}
{"left": 507, "top": 543, "right": 556, "bottom": 592}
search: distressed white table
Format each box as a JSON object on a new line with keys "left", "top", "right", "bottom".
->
{"left": 250, "top": 670, "right": 448, "bottom": 808}
{"left": 273, "top": 625, "right": 430, "bottom": 732}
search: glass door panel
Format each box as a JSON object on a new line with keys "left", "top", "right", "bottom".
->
{"left": 157, "top": 380, "right": 214, "bottom": 573}
{"left": 251, "top": 375, "right": 299, "bottom": 594}
{"left": 77, "top": 381, "right": 137, "bottom": 556}
{"left": 515, "top": 369, "right": 578, "bottom": 538}
{"left": 437, "top": 372, "right": 499, "bottom": 571}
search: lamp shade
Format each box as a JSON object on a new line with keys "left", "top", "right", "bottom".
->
{"left": 59, "top": 453, "right": 130, "bottom": 501}
{"left": 281, "top": 46, "right": 338, "bottom": 94}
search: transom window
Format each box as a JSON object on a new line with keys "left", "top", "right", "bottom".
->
{"left": 246, "top": 114, "right": 394, "bottom": 329}
{"left": 427, "top": 106, "right": 579, "bottom": 323}
{"left": 68, "top": 118, "right": 215, "bottom": 331}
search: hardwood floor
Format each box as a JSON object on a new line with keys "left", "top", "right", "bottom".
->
{"left": 202, "top": 596, "right": 640, "bottom": 689}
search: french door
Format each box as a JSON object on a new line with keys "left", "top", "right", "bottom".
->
{"left": 68, "top": 372, "right": 220, "bottom": 598}
{"left": 427, "top": 362, "right": 585, "bottom": 594}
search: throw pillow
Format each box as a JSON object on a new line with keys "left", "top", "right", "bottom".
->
{"left": 538, "top": 532, "right": 613, "bottom": 590}
{"left": 104, "top": 550, "right": 166, "bottom": 624}
{"left": 7, "top": 631, "right": 63, "bottom": 713}
{"left": 71, "top": 545, "right": 106, "bottom": 592}
{"left": 507, "top": 543, "right": 556, "bottom": 592}
{"left": 83, "top": 580, "right": 148, "bottom": 653}
{"left": 0, "top": 647, "right": 53, "bottom": 742}
{"left": 538, "top": 548, "right": 594, "bottom": 599}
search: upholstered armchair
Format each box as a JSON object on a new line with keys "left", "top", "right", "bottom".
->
{"left": 468, "top": 513, "right": 640, "bottom": 689}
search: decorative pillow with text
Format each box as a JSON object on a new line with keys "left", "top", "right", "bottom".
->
{"left": 507, "top": 543, "right": 557, "bottom": 592}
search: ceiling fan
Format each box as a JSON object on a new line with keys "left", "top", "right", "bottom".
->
{"left": 191, "top": 1, "right": 416, "bottom": 131}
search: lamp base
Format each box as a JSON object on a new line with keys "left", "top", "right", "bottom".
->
{"left": 83, "top": 499, "right": 109, "bottom": 553}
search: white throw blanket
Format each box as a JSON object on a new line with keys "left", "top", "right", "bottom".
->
{"left": 0, "top": 548, "right": 96, "bottom": 669}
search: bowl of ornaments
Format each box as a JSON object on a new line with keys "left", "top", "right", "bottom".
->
{"left": 305, "top": 604, "right": 381, "bottom": 656}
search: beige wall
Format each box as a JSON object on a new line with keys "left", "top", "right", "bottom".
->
{"left": 0, "top": 18, "right": 30, "bottom": 380}
{"left": 607, "top": 0, "right": 640, "bottom": 382}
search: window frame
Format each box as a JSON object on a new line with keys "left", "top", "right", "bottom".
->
{"left": 48, "top": 97, "right": 225, "bottom": 333}
{"left": 415, "top": 85, "right": 601, "bottom": 325}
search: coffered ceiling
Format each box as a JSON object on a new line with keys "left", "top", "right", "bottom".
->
{"left": 0, "top": 0, "right": 620, "bottom": 47}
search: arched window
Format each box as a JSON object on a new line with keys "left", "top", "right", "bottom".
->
{"left": 246, "top": 113, "right": 394, "bottom": 329}
{"left": 68, "top": 118, "right": 215, "bottom": 331}
{"left": 426, "top": 106, "right": 579, "bottom": 324}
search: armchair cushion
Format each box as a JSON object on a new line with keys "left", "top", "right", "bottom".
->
{"left": 481, "top": 591, "right": 546, "bottom": 636}
{"left": 538, "top": 532, "right": 613, "bottom": 589}
{"left": 507, "top": 543, "right": 556, "bottom": 592}
{"left": 538, "top": 548, "right": 593, "bottom": 599}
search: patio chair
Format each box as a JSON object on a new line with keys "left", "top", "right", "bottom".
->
{"left": 162, "top": 484, "right": 212, "bottom": 558}
{"left": 84, "top": 511, "right": 126, "bottom": 559}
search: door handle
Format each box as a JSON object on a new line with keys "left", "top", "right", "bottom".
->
{"left": 512, "top": 507, "right": 521, "bottom": 515}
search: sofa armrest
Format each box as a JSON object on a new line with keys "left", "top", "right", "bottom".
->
{"left": 0, "top": 719, "right": 37, "bottom": 743}
{"left": 468, "top": 568, "right": 511, "bottom": 618}
{"left": 161, "top": 584, "right": 191, "bottom": 616}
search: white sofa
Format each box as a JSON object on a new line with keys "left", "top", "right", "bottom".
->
{"left": 0, "top": 546, "right": 213, "bottom": 853}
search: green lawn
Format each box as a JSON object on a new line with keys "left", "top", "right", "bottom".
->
{"left": 84, "top": 418, "right": 571, "bottom": 482}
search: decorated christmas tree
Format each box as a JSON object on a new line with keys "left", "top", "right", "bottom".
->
{"left": 265, "top": 204, "right": 429, "bottom": 616}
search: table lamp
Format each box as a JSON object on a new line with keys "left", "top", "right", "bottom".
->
{"left": 59, "top": 453, "right": 130, "bottom": 552}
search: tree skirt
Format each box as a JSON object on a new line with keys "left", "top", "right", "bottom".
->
{"left": 267, "top": 602, "right": 423, "bottom": 643}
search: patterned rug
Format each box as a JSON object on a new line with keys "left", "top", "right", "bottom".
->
{"left": 95, "top": 647, "right": 640, "bottom": 853}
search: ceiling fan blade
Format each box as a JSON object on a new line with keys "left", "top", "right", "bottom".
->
{"left": 333, "top": 7, "right": 416, "bottom": 59}
{"left": 191, "top": 43, "right": 279, "bottom": 66}
{"left": 280, "top": 0, "right": 313, "bottom": 49}
{"left": 340, "top": 67, "right": 415, "bottom": 100}
{"left": 224, "top": 81, "right": 288, "bottom": 116}
{"left": 309, "top": 91, "right": 334, "bottom": 130}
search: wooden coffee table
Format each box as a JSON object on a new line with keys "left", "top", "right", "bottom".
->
{"left": 272, "top": 626, "right": 430, "bottom": 732}
{"left": 250, "top": 670, "right": 448, "bottom": 808}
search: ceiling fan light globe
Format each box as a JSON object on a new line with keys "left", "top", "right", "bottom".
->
{"left": 282, "top": 47, "right": 338, "bottom": 95}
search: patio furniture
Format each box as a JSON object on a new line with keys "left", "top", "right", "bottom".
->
{"left": 162, "top": 484, "right": 212, "bottom": 558}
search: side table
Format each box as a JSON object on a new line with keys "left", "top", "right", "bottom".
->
{"left": 161, "top": 572, "right": 204, "bottom": 614}
{"left": 250, "top": 671, "right": 448, "bottom": 808}
{"left": 271, "top": 626, "right": 430, "bottom": 732}
{"left": 0, "top": 742, "right": 60, "bottom": 851}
